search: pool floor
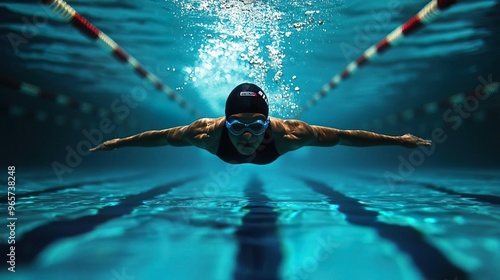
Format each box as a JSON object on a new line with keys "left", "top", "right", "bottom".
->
{"left": 1, "top": 166, "right": 499, "bottom": 280}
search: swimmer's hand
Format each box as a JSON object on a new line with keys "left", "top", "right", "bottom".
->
{"left": 400, "top": 133, "right": 432, "bottom": 148}
{"left": 90, "top": 138, "right": 121, "bottom": 152}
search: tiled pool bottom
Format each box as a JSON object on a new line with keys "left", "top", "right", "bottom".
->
{"left": 1, "top": 166, "right": 499, "bottom": 280}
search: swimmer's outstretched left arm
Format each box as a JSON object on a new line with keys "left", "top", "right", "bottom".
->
{"left": 273, "top": 119, "right": 431, "bottom": 153}
{"left": 312, "top": 127, "right": 431, "bottom": 148}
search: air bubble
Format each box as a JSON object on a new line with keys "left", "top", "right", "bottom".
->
{"left": 177, "top": 0, "right": 300, "bottom": 117}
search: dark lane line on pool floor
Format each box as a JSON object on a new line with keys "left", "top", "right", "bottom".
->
{"left": 417, "top": 183, "right": 500, "bottom": 206}
{"left": 2, "top": 175, "right": 199, "bottom": 265}
{"left": 233, "top": 176, "right": 283, "bottom": 280}
{"left": 352, "top": 173, "right": 500, "bottom": 206}
{"left": 0, "top": 173, "right": 146, "bottom": 200}
{"left": 300, "top": 177, "right": 469, "bottom": 280}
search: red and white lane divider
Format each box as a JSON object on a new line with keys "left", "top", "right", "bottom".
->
{"left": 40, "top": 0, "right": 200, "bottom": 117}
{"left": 1, "top": 101, "right": 144, "bottom": 131}
{"left": 366, "top": 82, "right": 499, "bottom": 130}
{"left": 1, "top": 76, "right": 144, "bottom": 130}
{"left": 299, "top": 0, "right": 458, "bottom": 114}
{"left": 1, "top": 100, "right": 92, "bottom": 130}
{"left": 1, "top": 76, "right": 107, "bottom": 117}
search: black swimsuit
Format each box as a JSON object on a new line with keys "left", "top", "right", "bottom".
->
{"left": 216, "top": 126, "right": 280, "bottom": 164}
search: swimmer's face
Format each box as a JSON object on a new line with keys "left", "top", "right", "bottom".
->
{"left": 226, "top": 113, "right": 267, "bottom": 156}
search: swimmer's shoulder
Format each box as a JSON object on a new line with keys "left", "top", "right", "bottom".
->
{"left": 185, "top": 117, "right": 225, "bottom": 153}
{"left": 269, "top": 117, "right": 286, "bottom": 136}
{"left": 271, "top": 117, "right": 316, "bottom": 154}
{"left": 270, "top": 117, "right": 313, "bottom": 136}
{"left": 188, "top": 117, "right": 224, "bottom": 131}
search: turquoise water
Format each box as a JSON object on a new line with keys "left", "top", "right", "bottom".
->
{"left": 1, "top": 0, "right": 500, "bottom": 279}
{"left": 1, "top": 167, "right": 499, "bottom": 280}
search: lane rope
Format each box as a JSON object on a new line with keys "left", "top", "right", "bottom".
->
{"left": 1, "top": 76, "right": 106, "bottom": 117}
{"left": 1, "top": 76, "right": 144, "bottom": 130}
{"left": 365, "top": 82, "right": 499, "bottom": 130}
{"left": 2, "top": 101, "right": 90, "bottom": 130}
{"left": 40, "top": 0, "right": 201, "bottom": 117}
{"left": 299, "top": 0, "right": 458, "bottom": 114}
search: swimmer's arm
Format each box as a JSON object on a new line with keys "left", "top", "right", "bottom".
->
{"left": 89, "top": 126, "right": 189, "bottom": 151}
{"left": 275, "top": 119, "right": 431, "bottom": 154}
{"left": 89, "top": 118, "right": 218, "bottom": 151}
{"left": 310, "top": 126, "right": 431, "bottom": 148}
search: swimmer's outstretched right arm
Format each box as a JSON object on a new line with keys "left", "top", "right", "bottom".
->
{"left": 90, "top": 118, "right": 219, "bottom": 151}
{"left": 89, "top": 126, "right": 187, "bottom": 151}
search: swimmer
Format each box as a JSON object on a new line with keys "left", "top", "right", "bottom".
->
{"left": 90, "top": 83, "right": 431, "bottom": 164}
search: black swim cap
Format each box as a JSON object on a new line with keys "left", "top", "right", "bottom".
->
{"left": 225, "top": 83, "right": 269, "bottom": 118}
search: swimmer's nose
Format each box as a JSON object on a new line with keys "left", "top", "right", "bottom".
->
{"left": 240, "top": 131, "right": 253, "bottom": 139}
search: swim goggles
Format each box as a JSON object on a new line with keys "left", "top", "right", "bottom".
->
{"left": 225, "top": 118, "right": 270, "bottom": 135}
